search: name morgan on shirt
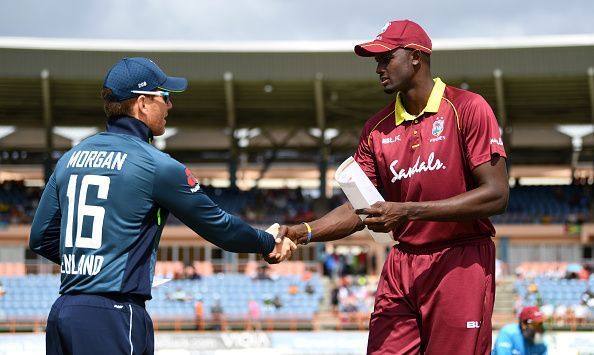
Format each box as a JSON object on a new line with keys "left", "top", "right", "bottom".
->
{"left": 66, "top": 150, "right": 128, "bottom": 171}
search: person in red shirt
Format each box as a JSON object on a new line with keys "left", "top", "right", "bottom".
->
{"left": 278, "top": 19, "right": 509, "bottom": 354}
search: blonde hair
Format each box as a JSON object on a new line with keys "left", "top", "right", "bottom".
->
{"left": 101, "top": 88, "right": 136, "bottom": 118}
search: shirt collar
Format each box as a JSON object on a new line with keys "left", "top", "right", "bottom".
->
{"left": 106, "top": 115, "right": 153, "bottom": 143}
{"left": 394, "top": 77, "right": 446, "bottom": 126}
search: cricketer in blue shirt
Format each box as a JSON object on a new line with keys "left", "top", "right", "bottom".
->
{"left": 29, "top": 57, "right": 295, "bottom": 355}
{"left": 492, "top": 306, "right": 548, "bottom": 355}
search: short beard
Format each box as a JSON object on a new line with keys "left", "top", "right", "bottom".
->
{"left": 383, "top": 87, "right": 397, "bottom": 94}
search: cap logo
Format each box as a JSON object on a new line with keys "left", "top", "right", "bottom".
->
{"left": 376, "top": 22, "right": 391, "bottom": 40}
{"left": 138, "top": 81, "right": 147, "bottom": 88}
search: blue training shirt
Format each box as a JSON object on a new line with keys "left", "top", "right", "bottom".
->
{"left": 29, "top": 116, "right": 275, "bottom": 299}
{"left": 492, "top": 323, "right": 548, "bottom": 355}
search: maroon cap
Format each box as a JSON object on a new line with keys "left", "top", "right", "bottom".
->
{"left": 519, "top": 306, "right": 544, "bottom": 323}
{"left": 355, "top": 20, "right": 432, "bottom": 57}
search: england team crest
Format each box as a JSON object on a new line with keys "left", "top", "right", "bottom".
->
{"left": 432, "top": 118, "right": 444, "bottom": 137}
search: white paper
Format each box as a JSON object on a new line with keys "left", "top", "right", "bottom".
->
{"left": 151, "top": 277, "right": 172, "bottom": 288}
{"left": 335, "top": 157, "right": 393, "bottom": 243}
{"left": 265, "top": 223, "right": 280, "bottom": 239}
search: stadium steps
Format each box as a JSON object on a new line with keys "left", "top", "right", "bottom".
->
{"left": 317, "top": 276, "right": 334, "bottom": 313}
{"left": 494, "top": 276, "right": 515, "bottom": 314}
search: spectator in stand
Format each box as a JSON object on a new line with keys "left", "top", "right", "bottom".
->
{"left": 342, "top": 295, "right": 359, "bottom": 313}
{"left": 287, "top": 283, "right": 299, "bottom": 295}
{"left": 539, "top": 303, "right": 555, "bottom": 325}
{"left": 169, "top": 287, "right": 191, "bottom": 302}
{"left": 577, "top": 264, "right": 591, "bottom": 280}
{"left": 248, "top": 299, "right": 261, "bottom": 330}
{"left": 194, "top": 297, "right": 204, "bottom": 330}
{"left": 323, "top": 253, "right": 337, "bottom": 279}
{"left": 581, "top": 289, "right": 594, "bottom": 308}
{"left": 524, "top": 283, "right": 543, "bottom": 307}
{"left": 211, "top": 299, "right": 225, "bottom": 331}
{"left": 553, "top": 304, "right": 568, "bottom": 326}
{"left": 304, "top": 282, "right": 315, "bottom": 295}
{"left": 272, "top": 295, "right": 283, "bottom": 310}
{"left": 183, "top": 264, "right": 201, "bottom": 280}
{"left": 330, "top": 282, "right": 340, "bottom": 314}
{"left": 571, "top": 302, "right": 589, "bottom": 327}
{"left": 255, "top": 264, "right": 272, "bottom": 281}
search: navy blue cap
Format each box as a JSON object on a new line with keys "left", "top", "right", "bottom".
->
{"left": 103, "top": 57, "right": 188, "bottom": 102}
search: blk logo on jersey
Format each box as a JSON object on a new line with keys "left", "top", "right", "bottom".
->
{"left": 185, "top": 168, "right": 200, "bottom": 193}
{"left": 466, "top": 321, "right": 481, "bottom": 329}
{"left": 382, "top": 135, "right": 401, "bottom": 144}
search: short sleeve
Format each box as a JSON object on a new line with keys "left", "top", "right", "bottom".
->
{"left": 354, "top": 126, "right": 382, "bottom": 191}
{"left": 459, "top": 94, "right": 507, "bottom": 170}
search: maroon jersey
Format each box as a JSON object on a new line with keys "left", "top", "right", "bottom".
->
{"left": 354, "top": 78, "right": 507, "bottom": 248}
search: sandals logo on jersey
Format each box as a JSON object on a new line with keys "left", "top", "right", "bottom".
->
{"left": 389, "top": 152, "right": 446, "bottom": 182}
{"left": 430, "top": 117, "right": 446, "bottom": 143}
{"left": 185, "top": 168, "right": 201, "bottom": 193}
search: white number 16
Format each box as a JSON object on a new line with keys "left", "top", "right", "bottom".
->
{"left": 65, "top": 174, "right": 110, "bottom": 249}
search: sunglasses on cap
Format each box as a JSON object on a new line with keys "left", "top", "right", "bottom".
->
{"left": 131, "top": 90, "right": 170, "bottom": 104}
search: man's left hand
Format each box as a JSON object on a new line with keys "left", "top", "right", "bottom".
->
{"left": 355, "top": 201, "right": 409, "bottom": 232}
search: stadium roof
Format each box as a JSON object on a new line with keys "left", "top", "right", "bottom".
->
{"left": 0, "top": 35, "right": 592, "bottom": 167}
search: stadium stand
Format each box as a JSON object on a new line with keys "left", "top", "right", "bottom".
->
{"left": 0, "top": 181, "right": 592, "bottom": 332}
{"left": 1, "top": 182, "right": 591, "bottom": 227}
{"left": 0, "top": 181, "right": 40, "bottom": 226}
{"left": 0, "top": 262, "right": 324, "bottom": 331}
{"left": 491, "top": 184, "right": 591, "bottom": 224}
{"left": 513, "top": 262, "right": 594, "bottom": 329}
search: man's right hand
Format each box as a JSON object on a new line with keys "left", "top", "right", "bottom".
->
{"left": 277, "top": 224, "right": 306, "bottom": 245}
{"left": 263, "top": 237, "right": 297, "bottom": 264}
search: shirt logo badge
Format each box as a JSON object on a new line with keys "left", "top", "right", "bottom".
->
{"left": 466, "top": 321, "right": 481, "bottom": 329}
{"left": 382, "top": 135, "right": 401, "bottom": 144}
{"left": 185, "top": 167, "right": 201, "bottom": 193}
{"left": 490, "top": 137, "right": 504, "bottom": 146}
{"left": 432, "top": 118, "right": 444, "bottom": 137}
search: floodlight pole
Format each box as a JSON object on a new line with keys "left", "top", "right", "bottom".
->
{"left": 224, "top": 72, "right": 239, "bottom": 189}
{"left": 588, "top": 67, "right": 594, "bottom": 126}
{"left": 582, "top": 67, "right": 594, "bottom": 222}
{"left": 41, "top": 69, "right": 54, "bottom": 184}
{"left": 493, "top": 69, "right": 510, "bottom": 169}
{"left": 314, "top": 73, "right": 329, "bottom": 199}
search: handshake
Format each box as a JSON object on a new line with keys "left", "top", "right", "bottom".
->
{"left": 262, "top": 223, "right": 300, "bottom": 264}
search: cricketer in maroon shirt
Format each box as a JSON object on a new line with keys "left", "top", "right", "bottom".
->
{"left": 275, "top": 19, "right": 509, "bottom": 355}
{"left": 354, "top": 77, "right": 507, "bottom": 249}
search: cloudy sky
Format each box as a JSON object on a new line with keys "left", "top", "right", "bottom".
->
{"left": 2, "top": 0, "right": 593, "bottom": 41}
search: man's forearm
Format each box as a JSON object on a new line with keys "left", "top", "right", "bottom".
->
{"left": 408, "top": 159, "right": 508, "bottom": 221}
{"left": 293, "top": 203, "right": 365, "bottom": 245}
{"left": 406, "top": 184, "right": 508, "bottom": 222}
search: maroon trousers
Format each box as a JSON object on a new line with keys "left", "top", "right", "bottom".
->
{"left": 367, "top": 239, "right": 495, "bottom": 355}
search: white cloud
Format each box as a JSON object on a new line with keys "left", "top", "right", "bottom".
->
{"left": 1, "top": 0, "right": 593, "bottom": 40}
